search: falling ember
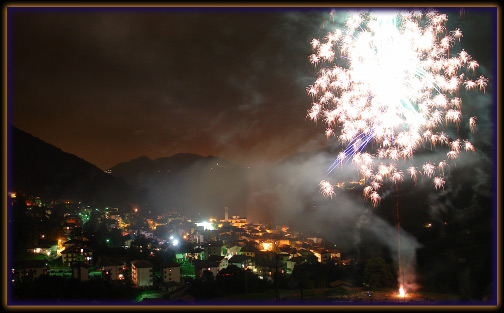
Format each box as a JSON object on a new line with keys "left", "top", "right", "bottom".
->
{"left": 469, "top": 116, "right": 477, "bottom": 133}
{"left": 434, "top": 176, "right": 446, "bottom": 190}
{"left": 363, "top": 185, "right": 373, "bottom": 198}
{"left": 369, "top": 191, "right": 381, "bottom": 207}
{"left": 438, "top": 160, "right": 448, "bottom": 176}
{"left": 423, "top": 162, "right": 436, "bottom": 178}
{"left": 464, "top": 139, "right": 475, "bottom": 152}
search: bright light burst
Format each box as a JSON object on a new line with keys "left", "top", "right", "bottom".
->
{"left": 398, "top": 284, "right": 407, "bottom": 298}
{"left": 319, "top": 180, "right": 335, "bottom": 198}
{"left": 309, "top": 9, "right": 486, "bottom": 206}
{"left": 433, "top": 176, "right": 446, "bottom": 190}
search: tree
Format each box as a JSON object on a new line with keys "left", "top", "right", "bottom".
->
{"left": 216, "top": 265, "right": 267, "bottom": 294}
{"left": 108, "top": 228, "right": 123, "bottom": 248}
{"left": 201, "top": 270, "right": 214, "bottom": 282}
{"left": 363, "top": 256, "right": 394, "bottom": 289}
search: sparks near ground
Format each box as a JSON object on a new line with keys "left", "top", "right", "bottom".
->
{"left": 307, "top": 9, "right": 486, "bottom": 204}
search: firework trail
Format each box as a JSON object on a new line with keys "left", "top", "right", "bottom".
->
{"left": 308, "top": 9, "right": 486, "bottom": 203}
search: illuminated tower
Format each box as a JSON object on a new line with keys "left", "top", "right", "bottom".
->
{"left": 224, "top": 207, "right": 228, "bottom": 221}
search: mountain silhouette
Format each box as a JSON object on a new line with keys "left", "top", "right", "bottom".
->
{"left": 9, "top": 126, "right": 144, "bottom": 208}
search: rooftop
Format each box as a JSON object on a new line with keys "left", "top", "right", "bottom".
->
{"left": 131, "top": 260, "right": 153, "bottom": 268}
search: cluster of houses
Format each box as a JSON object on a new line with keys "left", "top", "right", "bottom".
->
{"left": 13, "top": 201, "right": 350, "bottom": 290}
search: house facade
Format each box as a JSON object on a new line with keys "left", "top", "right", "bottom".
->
{"left": 228, "top": 255, "right": 254, "bottom": 271}
{"left": 202, "top": 241, "right": 223, "bottom": 258}
{"left": 131, "top": 260, "right": 153, "bottom": 287}
{"left": 61, "top": 246, "right": 94, "bottom": 267}
{"left": 101, "top": 258, "right": 124, "bottom": 281}
{"left": 71, "top": 261, "right": 90, "bottom": 281}
{"left": 161, "top": 261, "right": 181, "bottom": 283}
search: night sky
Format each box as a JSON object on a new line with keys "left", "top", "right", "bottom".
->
{"left": 10, "top": 7, "right": 331, "bottom": 170}
{"left": 9, "top": 6, "right": 495, "bottom": 171}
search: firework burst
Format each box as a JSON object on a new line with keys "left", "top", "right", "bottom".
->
{"left": 309, "top": 9, "right": 486, "bottom": 206}
{"left": 319, "top": 180, "right": 335, "bottom": 198}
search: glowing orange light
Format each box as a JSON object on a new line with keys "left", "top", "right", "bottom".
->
{"left": 261, "top": 242, "right": 273, "bottom": 251}
{"left": 398, "top": 285, "right": 407, "bottom": 298}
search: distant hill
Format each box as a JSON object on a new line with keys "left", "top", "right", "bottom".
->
{"left": 9, "top": 126, "right": 144, "bottom": 208}
{"left": 109, "top": 153, "right": 234, "bottom": 187}
{"left": 108, "top": 153, "right": 248, "bottom": 218}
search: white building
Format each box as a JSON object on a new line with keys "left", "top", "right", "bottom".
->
{"left": 131, "top": 260, "right": 153, "bottom": 287}
{"left": 161, "top": 262, "right": 181, "bottom": 283}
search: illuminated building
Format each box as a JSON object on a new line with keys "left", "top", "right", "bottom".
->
{"left": 228, "top": 255, "right": 254, "bottom": 270}
{"left": 206, "top": 255, "right": 228, "bottom": 272}
{"left": 131, "top": 260, "right": 154, "bottom": 287}
{"left": 202, "top": 241, "right": 224, "bottom": 258}
{"left": 220, "top": 207, "right": 247, "bottom": 228}
{"left": 101, "top": 258, "right": 124, "bottom": 281}
{"left": 62, "top": 237, "right": 90, "bottom": 251}
{"left": 27, "top": 242, "right": 57, "bottom": 256}
{"left": 61, "top": 246, "right": 94, "bottom": 267}
{"left": 261, "top": 242, "right": 274, "bottom": 251}
{"left": 256, "top": 259, "right": 284, "bottom": 282}
{"left": 71, "top": 262, "right": 90, "bottom": 281}
{"left": 195, "top": 221, "right": 215, "bottom": 231}
{"left": 161, "top": 262, "right": 181, "bottom": 283}
{"left": 193, "top": 260, "right": 221, "bottom": 279}
{"left": 238, "top": 250, "right": 256, "bottom": 258}
{"left": 286, "top": 256, "right": 306, "bottom": 274}
{"left": 220, "top": 215, "right": 247, "bottom": 228}
{"left": 226, "top": 245, "right": 241, "bottom": 258}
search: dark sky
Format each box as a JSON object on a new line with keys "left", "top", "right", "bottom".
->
{"left": 9, "top": 6, "right": 496, "bottom": 170}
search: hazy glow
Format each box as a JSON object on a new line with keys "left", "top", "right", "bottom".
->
{"left": 195, "top": 222, "right": 215, "bottom": 230}
{"left": 261, "top": 242, "right": 273, "bottom": 251}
